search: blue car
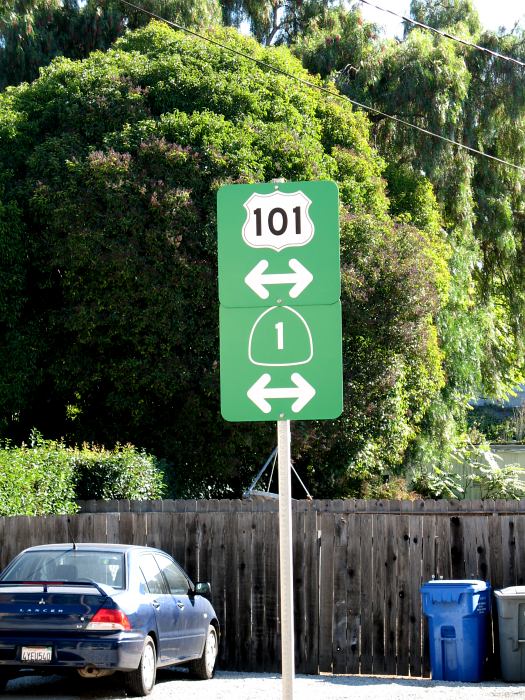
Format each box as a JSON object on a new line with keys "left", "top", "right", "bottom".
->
{"left": 0, "top": 543, "right": 220, "bottom": 696}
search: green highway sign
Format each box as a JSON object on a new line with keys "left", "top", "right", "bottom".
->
{"left": 218, "top": 180, "right": 340, "bottom": 307}
{"left": 220, "top": 302, "right": 342, "bottom": 421}
{"left": 217, "top": 179, "right": 342, "bottom": 422}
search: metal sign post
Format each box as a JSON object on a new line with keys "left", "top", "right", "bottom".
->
{"left": 277, "top": 419, "right": 294, "bottom": 700}
{"left": 217, "top": 179, "right": 342, "bottom": 700}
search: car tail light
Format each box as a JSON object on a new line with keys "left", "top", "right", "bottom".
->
{"left": 86, "top": 608, "right": 131, "bottom": 631}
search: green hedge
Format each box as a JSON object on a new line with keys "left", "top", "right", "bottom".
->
{"left": 0, "top": 432, "right": 166, "bottom": 516}
{"left": 72, "top": 443, "right": 166, "bottom": 501}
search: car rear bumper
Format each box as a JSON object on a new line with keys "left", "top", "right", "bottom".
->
{"left": 0, "top": 632, "right": 145, "bottom": 672}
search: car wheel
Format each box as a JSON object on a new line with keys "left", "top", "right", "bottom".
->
{"left": 125, "top": 635, "right": 156, "bottom": 697}
{"left": 189, "top": 624, "right": 218, "bottom": 680}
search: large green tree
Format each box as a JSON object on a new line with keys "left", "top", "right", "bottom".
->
{"left": 292, "top": 1, "right": 525, "bottom": 474}
{"left": 0, "top": 0, "right": 221, "bottom": 89}
{"left": 0, "top": 0, "right": 346, "bottom": 89}
{"left": 220, "top": 0, "right": 342, "bottom": 45}
{"left": 0, "top": 21, "right": 446, "bottom": 497}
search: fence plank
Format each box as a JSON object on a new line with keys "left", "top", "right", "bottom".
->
{"left": 384, "top": 513, "right": 398, "bottom": 676}
{"left": 91, "top": 513, "right": 106, "bottom": 543}
{"left": 223, "top": 511, "right": 239, "bottom": 669}
{"left": 0, "top": 519, "right": 5, "bottom": 569}
{"left": 421, "top": 502, "right": 437, "bottom": 677}
{"left": 118, "top": 511, "right": 139, "bottom": 544}
{"left": 345, "top": 514, "right": 361, "bottom": 674}
{"left": 501, "top": 515, "right": 517, "bottom": 587}
{"left": 332, "top": 513, "right": 348, "bottom": 674}
{"left": 2, "top": 517, "right": 21, "bottom": 567}
{"left": 207, "top": 513, "right": 226, "bottom": 668}
{"left": 184, "top": 512, "right": 199, "bottom": 580}
{"left": 264, "top": 511, "right": 280, "bottom": 672}
{"left": 303, "top": 506, "right": 319, "bottom": 675}
{"left": 293, "top": 509, "right": 307, "bottom": 673}
{"left": 359, "top": 513, "right": 373, "bottom": 674}
{"left": 372, "top": 513, "right": 387, "bottom": 674}
{"left": 237, "top": 512, "right": 253, "bottom": 671}
{"left": 318, "top": 512, "right": 335, "bottom": 673}
{"left": 435, "top": 513, "right": 451, "bottom": 579}
{"left": 145, "top": 512, "right": 162, "bottom": 551}
{"left": 475, "top": 514, "right": 491, "bottom": 583}
{"left": 450, "top": 514, "right": 465, "bottom": 579}
{"left": 74, "top": 512, "right": 93, "bottom": 543}
{"left": 170, "top": 514, "right": 186, "bottom": 563}
{"left": 197, "top": 514, "right": 214, "bottom": 584}
{"left": 471, "top": 512, "right": 495, "bottom": 677}
{"left": 462, "top": 512, "right": 480, "bottom": 579}
{"left": 251, "top": 511, "right": 267, "bottom": 672}
{"left": 408, "top": 513, "right": 423, "bottom": 677}
{"left": 105, "top": 511, "right": 120, "bottom": 544}
{"left": 395, "top": 513, "right": 410, "bottom": 676}
{"left": 516, "top": 513, "right": 525, "bottom": 587}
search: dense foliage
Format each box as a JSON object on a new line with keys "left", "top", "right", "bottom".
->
{"left": 0, "top": 433, "right": 77, "bottom": 516}
{"left": 0, "top": 0, "right": 221, "bottom": 89}
{"left": 0, "top": 0, "right": 345, "bottom": 89}
{"left": 72, "top": 443, "right": 166, "bottom": 501}
{"left": 3, "top": 0, "right": 523, "bottom": 498}
{"left": 0, "top": 432, "right": 165, "bottom": 515}
{"left": 0, "top": 22, "right": 447, "bottom": 497}
{"left": 220, "top": 0, "right": 342, "bottom": 46}
{"left": 291, "top": 0, "right": 525, "bottom": 478}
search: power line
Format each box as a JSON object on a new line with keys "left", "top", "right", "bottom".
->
{"left": 356, "top": 0, "right": 525, "bottom": 68}
{"left": 118, "top": 0, "right": 525, "bottom": 175}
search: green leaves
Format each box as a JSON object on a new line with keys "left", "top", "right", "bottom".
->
{"left": 0, "top": 432, "right": 77, "bottom": 516}
{"left": 292, "top": 4, "right": 525, "bottom": 482}
{"left": 0, "top": 434, "right": 165, "bottom": 515}
{"left": 470, "top": 459, "right": 525, "bottom": 500}
{"left": 72, "top": 443, "right": 166, "bottom": 501}
{"left": 0, "top": 21, "right": 450, "bottom": 497}
{"left": 0, "top": 0, "right": 222, "bottom": 90}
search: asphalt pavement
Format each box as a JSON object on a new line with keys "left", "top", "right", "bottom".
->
{"left": 2, "top": 670, "right": 525, "bottom": 700}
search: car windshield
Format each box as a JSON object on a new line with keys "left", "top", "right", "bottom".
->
{"left": 1, "top": 550, "right": 125, "bottom": 589}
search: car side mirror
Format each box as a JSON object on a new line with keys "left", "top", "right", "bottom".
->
{"left": 194, "top": 582, "right": 212, "bottom": 599}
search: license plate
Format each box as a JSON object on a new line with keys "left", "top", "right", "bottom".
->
{"left": 21, "top": 646, "right": 52, "bottom": 662}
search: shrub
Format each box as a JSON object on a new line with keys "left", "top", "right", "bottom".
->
{"left": 0, "top": 431, "right": 77, "bottom": 516}
{"left": 465, "top": 448, "right": 525, "bottom": 500}
{"left": 0, "top": 432, "right": 166, "bottom": 515}
{"left": 361, "top": 476, "right": 420, "bottom": 501}
{"left": 410, "top": 466, "right": 464, "bottom": 499}
{"left": 72, "top": 443, "right": 166, "bottom": 501}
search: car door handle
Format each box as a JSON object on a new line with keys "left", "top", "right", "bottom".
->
{"left": 152, "top": 599, "right": 161, "bottom": 610}
{"left": 177, "top": 601, "right": 185, "bottom": 609}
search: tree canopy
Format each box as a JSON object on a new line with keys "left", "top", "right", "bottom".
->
{"left": 0, "top": 0, "right": 222, "bottom": 89}
{"left": 291, "top": 0, "right": 525, "bottom": 475}
{"left": 3, "top": 0, "right": 524, "bottom": 497}
{"left": 0, "top": 1, "right": 352, "bottom": 90}
{"left": 0, "top": 21, "right": 447, "bottom": 497}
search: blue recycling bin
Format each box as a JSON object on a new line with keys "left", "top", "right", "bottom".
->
{"left": 421, "top": 580, "right": 491, "bottom": 682}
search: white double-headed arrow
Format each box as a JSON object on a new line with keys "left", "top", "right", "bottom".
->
{"left": 244, "top": 258, "right": 313, "bottom": 300}
{"left": 247, "top": 373, "right": 316, "bottom": 414}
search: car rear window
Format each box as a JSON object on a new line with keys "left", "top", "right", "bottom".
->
{"left": 1, "top": 551, "right": 125, "bottom": 589}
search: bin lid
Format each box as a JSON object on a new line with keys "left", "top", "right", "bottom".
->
{"left": 421, "top": 580, "right": 490, "bottom": 593}
{"left": 494, "top": 586, "right": 525, "bottom": 599}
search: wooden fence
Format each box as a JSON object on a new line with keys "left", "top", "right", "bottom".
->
{"left": 1, "top": 498, "right": 525, "bottom": 677}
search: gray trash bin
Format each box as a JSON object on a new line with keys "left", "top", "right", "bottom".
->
{"left": 494, "top": 586, "right": 525, "bottom": 681}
